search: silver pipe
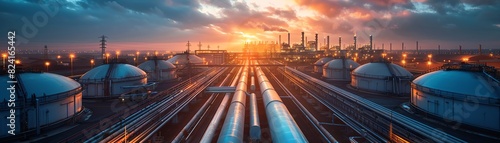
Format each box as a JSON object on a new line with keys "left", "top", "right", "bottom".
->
{"left": 200, "top": 67, "right": 243, "bottom": 142}
{"left": 249, "top": 93, "right": 261, "bottom": 141}
{"left": 217, "top": 64, "right": 249, "bottom": 142}
{"left": 255, "top": 65, "right": 307, "bottom": 143}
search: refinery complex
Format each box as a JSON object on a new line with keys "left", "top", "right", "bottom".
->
{"left": 0, "top": 31, "right": 499, "bottom": 143}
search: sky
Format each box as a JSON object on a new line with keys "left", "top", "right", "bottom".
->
{"left": 1, "top": 0, "right": 500, "bottom": 52}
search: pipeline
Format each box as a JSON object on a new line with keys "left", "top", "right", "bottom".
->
{"left": 217, "top": 62, "right": 249, "bottom": 142}
{"left": 200, "top": 66, "right": 243, "bottom": 142}
{"left": 255, "top": 65, "right": 307, "bottom": 143}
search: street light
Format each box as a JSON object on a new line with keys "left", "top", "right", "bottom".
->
{"left": 136, "top": 51, "right": 139, "bottom": 66}
{"left": 428, "top": 54, "right": 432, "bottom": 62}
{"left": 106, "top": 53, "right": 110, "bottom": 63}
{"left": 70, "top": 54, "right": 75, "bottom": 76}
{"left": 2, "top": 53, "right": 6, "bottom": 70}
{"left": 90, "top": 59, "right": 94, "bottom": 69}
{"left": 116, "top": 51, "right": 120, "bottom": 60}
{"left": 45, "top": 62, "right": 50, "bottom": 72}
{"left": 427, "top": 61, "right": 431, "bottom": 71}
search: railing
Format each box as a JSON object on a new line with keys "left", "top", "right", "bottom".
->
{"left": 411, "top": 84, "right": 500, "bottom": 105}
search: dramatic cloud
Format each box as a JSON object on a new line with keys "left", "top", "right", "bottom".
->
{"left": 0, "top": 0, "right": 499, "bottom": 51}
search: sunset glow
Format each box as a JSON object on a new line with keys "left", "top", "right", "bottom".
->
{"left": 0, "top": 0, "right": 499, "bottom": 51}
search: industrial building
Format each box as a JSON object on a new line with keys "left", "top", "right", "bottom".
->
{"left": 322, "top": 58, "right": 360, "bottom": 81}
{"left": 0, "top": 72, "right": 82, "bottom": 138}
{"left": 138, "top": 59, "right": 177, "bottom": 82}
{"left": 313, "top": 57, "right": 334, "bottom": 73}
{"left": 351, "top": 61, "right": 413, "bottom": 95}
{"left": 411, "top": 63, "right": 500, "bottom": 132}
{"left": 79, "top": 63, "right": 148, "bottom": 98}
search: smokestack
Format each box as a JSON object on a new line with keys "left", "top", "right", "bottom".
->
{"left": 402, "top": 42, "right": 404, "bottom": 52}
{"left": 327, "top": 36, "right": 330, "bottom": 50}
{"left": 301, "top": 32, "right": 305, "bottom": 47}
{"left": 287, "top": 33, "right": 290, "bottom": 45}
{"left": 390, "top": 43, "right": 392, "bottom": 52}
{"left": 438, "top": 45, "right": 440, "bottom": 55}
{"left": 354, "top": 35, "right": 357, "bottom": 50}
{"left": 382, "top": 43, "right": 385, "bottom": 50}
{"left": 279, "top": 35, "right": 281, "bottom": 46}
{"left": 416, "top": 41, "right": 419, "bottom": 54}
{"left": 459, "top": 45, "right": 462, "bottom": 54}
{"left": 315, "top": 33, "right": 318, "bottom": 51}
{"left": 339, "top": 36, "right": 342, "bottom": 50}
{"left": 479, "top": 44, "right": 482, "bottom": 54}
{"left": 370, "top": 35, "right": 373, "bottom": 51}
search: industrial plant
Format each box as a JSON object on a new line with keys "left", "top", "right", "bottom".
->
{"left": 1, "top": 31, "right": 499, "bottom": 143}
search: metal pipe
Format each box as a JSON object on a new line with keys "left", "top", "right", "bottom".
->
{"left": 217, "top": 65, "right": 249, "bottom": 143}
{"left": 255, "top": 66, "right": 307, "bottom": 143}
{"left": 251, "top": 76, "right": 256, "bottom": 91}
{"left": 200, "top": 67, "right": 243, "bottom": 142}
{"left": 249, "top": 93, "right": 261, "bottom": 141}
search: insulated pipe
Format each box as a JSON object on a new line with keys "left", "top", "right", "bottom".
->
{"left": 218, "top": 65, "right": 249, "bottom": 143}
{"left": 251, "top": 76, "right": 256, "bottom": 91}
{"left": 200, "top": 67, "right": 243, "bottom": 142}
{"left": 255, "top": 66, "right": 307, "bottom": 143}
{"left": 249, "top": 93, "right": 261, "bottom": 141}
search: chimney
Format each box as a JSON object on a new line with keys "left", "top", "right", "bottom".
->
{"left": 479, "top": 44, "right": 482, "bottom": 54}
{"left": 315, "top": 33, "right": 318, "bottom": 51}
{"left": 402, "top": 42, "right": 404, "bottom": 52}
{"left": 279, "top": 35, "right": 281, "bottom": 46}
{"left": 287, "top": 33, "right": 290, "bottom": 46}
{"left": 459, "top": 45, "right": 462, "bottom": 54}
{"left": 370, "top": 35, "right": 373, "bottom": 51}
{"left": 438, "top": 45, "right": 440, "bottom": 55}
{"left": 416, "top": 41, "right": 419, "bottom": 55}
{"left": 382, "top": 43, "right": 385, "bottom": 50}
{"left": 301, "top": 32, "right": 305, "bottom": 47}
{"left": 354, "top": 35, "right": 357, "bottom": 50}
{"left": 390, "top": 43, "right": 392, "bottom": 52}
{"left": 339, "top": 36, "right": 342, "bottom": 50}
{"left": 327, "top": 36, "right": 330, "bottom": 50}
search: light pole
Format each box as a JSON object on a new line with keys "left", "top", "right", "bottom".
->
{"left": 45, "top": 62, "right": 50, "bottom": 72}
{"left": 70, "top": 54, "right": 75, "bottom": 76}
{"left": 90, "top": 59, "right": 94, "bottom": 69}
{"left": 2, "top": 53, "right": 6, "bottom": 70}
{"left": 136, "top": 51, "right": 139, "bottom": 66}
{"left": 116, "top": 51, "right": 120, "bottom": 60}
{"left": 106, "top": 53, "right": 110, "bottom": 64}
{"left": 427, "top": 61, "right": 431, "bottom": 71}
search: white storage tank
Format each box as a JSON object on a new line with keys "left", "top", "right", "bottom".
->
{"left": 138, "top": 59, "right": 177, "bottom": 81}
{"left": 166, "top": 54, "right": 204, "bottom": 68}
{"left": 351, "top": 61, "right": 413, "bottom": 95}
{"left": 411, "top": 64, "right": 500, "bottom": 132}
{"left": 79, "top": 63, "right": 147, "bottom": 98}
{"left": 322, "top": 58, "right": 360, "bottom": 81}
{"left": 313, "top": 57, "right": 334, "bottom": 73}
{"left": 0, "top": 72, "right": 82, "bottom": 138}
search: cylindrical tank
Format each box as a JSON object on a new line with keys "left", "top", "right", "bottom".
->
{"left": 0, "top": 72, "right": 82, "bottom": 138}
{"left": 351, "top": 62, "right": 413, "bottom": 95}
{"left": 411, "top": 66, "right": 500, "bottom": 132}
{"left": 138, "top": 59, "right": 176, "bottom": 81}
{"left": 79, "top": 63, "right": 147, "bottom": 98}
{"left": 322, "top": 58, "right": 359, "bottom": 81}
{"left": 313, "top": 57, "right": 334, "bottom": 73}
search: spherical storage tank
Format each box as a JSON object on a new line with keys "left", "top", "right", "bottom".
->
{"left": 351, "top": 61, "right": 413, "bottom": 95}
{"left": 411, "top": 64, "right": 500, "bottom": 132}
{"left": 138, "top": 59, "right": 177, "bottom": 81}
{"left": 322, "top": 58, "right": 359, "bottom": 81}
{"left": 313, "top": 57, "right": 334, "bottom": 73}
{"left": 0, "top": 72, "right": 82, "bottom": 138}
{"left": 80, "top": 63, "right": 147, "bottom": 98}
